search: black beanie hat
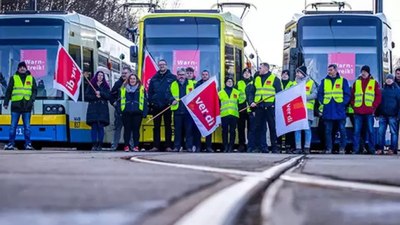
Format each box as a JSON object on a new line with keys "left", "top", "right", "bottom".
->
{"left": 18, "top": 61, "right": 27, "bottom": 69}
{"left": 361, "top": 65, "right": 370, "bottom": 74}
{"left": 225, "top": 77, "right": 234, "bottom": 84}
{"left": 296, "top": 66, "right": 307, "bottom": 76}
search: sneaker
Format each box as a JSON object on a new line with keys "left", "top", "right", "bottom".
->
{"left": 148, "top": 147, "right": 159, "bottom": 152}
{"left": 294, "top": 149, "right": 302, "bottom": 154}
{"left": 132, "top": 146, "right": 139, "bottom": 152}
{"left": 25, "top": 143, "right": 33, "bottom": 150}
{"left": 376, "top": 149, "right": 383, "bottom": 155}
{"left": 325, "top": 149, "right": 332, "bottom": 154}
{"left": 206, "top": 147, "right": 214, "bottom": 153}
{"left": 4, "top": 143, "right": 14, "bottom": 150}
{"left": 339, "top": 148, "right": 345, "bottom": 155}
{"left": 171, "top": 148, "right": 179, "bottom": 152}
{"left": 304, "top": 148, "right": 310, "bottom": 154}
{"left": 124, "top": 146, "right": 130, "bottom": 152}
{"left": 165, "top": 147, "right": 173, "bottom": 152}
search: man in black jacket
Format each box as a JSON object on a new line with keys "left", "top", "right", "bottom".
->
{"left": 148, "top": 59, "right": 176, "bottom": 151}
{"left": 110, "top": 67, "right": 130, "bottom": 150}
{"left": 248, "top": 63, "right": 282, "bottom": 153}
{"left": 3, "top": 62, "right": 37, "bottom": 150}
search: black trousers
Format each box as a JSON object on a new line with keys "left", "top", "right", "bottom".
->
{"left": 153, "top": 107, "right": 172, "bottom": 149}
{"left": 174, "top": 113, "right": 193, "bottom": 149}
{"left": 122, "top": 112, "right": 142, "bottom": 147}
{"left": 238, "top": 111, "right": 249, "bottom": 147}
{"left": 221, "top": 116, "right": 237, "bottom": 150}
{"left": 193, "top": 127, "right": 212, "bottom": 150}
{"left": 255, "top": 107, "right": 278, "bottom": 152}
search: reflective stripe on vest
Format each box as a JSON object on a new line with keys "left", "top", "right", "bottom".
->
{"left": 12, "top": 75, "right": 33, "bottom": 102}
{"left": 354, "top": 79, "right": 375, "bottom": 107}
{"left": 254, "top": 74, "right": 278, "bottom": 103}
{"left": 293, "top": 79, "right": 315, "bottom": 110}
{"left": 219, "top": 88, "right": 240, "bottom": 118}
{"left": 237, "top": 80, "right": 247, "bottom": 104}
{"left": 170, "top": 80, "right": 195, "bottom": 111}
{"left": 120, "top": 86, "right": 145, "bottom": 112}
{"left": 323, "top": 77, "right": 344, "bottom": 104}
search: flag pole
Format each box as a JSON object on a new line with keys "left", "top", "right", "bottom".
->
{"left": 83, "top": 74, "right": 97, "bottom": 92}
{"left": 239, "top": 94, "right": 275, "bottom": 113}
{"left": 146, "top": 104, "right": 175, "bottom": 124}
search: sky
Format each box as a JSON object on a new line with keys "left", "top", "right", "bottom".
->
{"left": 167, "top": 0, "right": 400, "bottom": 66}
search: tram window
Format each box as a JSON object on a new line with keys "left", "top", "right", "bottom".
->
{"left": 235, "top": 48, "right": 243, "bottom": 82}
{"left": 110, "top": 59, "right": 120, "bottom": 73}
{"left": 225, "top": 45, "right": 235, "bottom": 83}
{"left": 83, "top": 48, "right": 93, "bottom": 101}
{"left": 98, "top": 54, "right": 108, "bottom": 67}
{"left": 69, "top": 44, "right": 84, "bottom": 101}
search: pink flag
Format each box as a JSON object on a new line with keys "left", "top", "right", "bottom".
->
{"left": 53, "top": 43, "right": 82, "bottom": 102}
{"left": 181, "top": 77, "right": 221, "bottom": 137}
{"left": 142, "top": 50, "right": 158, "bottom": 90}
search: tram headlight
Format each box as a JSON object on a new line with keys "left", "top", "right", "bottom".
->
{"left": 58, "top": 106, "right": 63, "bottom": 113}
{"left": 43, "top": 104, "right": 65, "bottom": 114}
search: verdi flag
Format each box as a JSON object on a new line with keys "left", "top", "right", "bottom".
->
{"left": 53, "top": 43, "right": 82, "bottom": 102}
{"left": 142, "top": 49, "right": 158, "bottom": 90}
{"left": 275, "top": 81, "right": 309, "bottom": 137}
{"left": 181, "top": 76, "right": 221, "bottom": 137}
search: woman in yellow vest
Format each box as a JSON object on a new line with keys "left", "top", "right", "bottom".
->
{"left": 120, "top": 74, "right": 148, "bottom": 152}
{"left": 219, "top": 77, "right": 240, "bottom": 152}
{"left": 293, "top": 66, "right": 317, "bottom": 154}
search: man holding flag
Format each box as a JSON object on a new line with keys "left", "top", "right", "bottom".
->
{"left": 148, "top": 59, "right": 175, "bottom": 152}
{"left": 169, "top": 68, "right": 195, "bottom": 152}
{"left": 248, "top": 63, "right": 282, "bottom": 153}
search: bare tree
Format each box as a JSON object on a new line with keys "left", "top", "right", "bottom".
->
{"left": 1, "top": 0, "right": 180, "bottom": 38}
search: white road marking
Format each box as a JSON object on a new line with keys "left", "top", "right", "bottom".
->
{"left": 130, "top": 156, "right": 258, "bottom": 176}
{"left": 281, "top": 173, "right": 400, "bottom": 195}
{"left": 171, "top": 156, "right": 304, "bottom": 225}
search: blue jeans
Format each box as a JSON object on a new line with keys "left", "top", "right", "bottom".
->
{"left": 91, "top": 122, "right": 105, "bottom": 144}
{"left": 353, "top": 114, "right": 375, "bottom": 154}
{"left": 377, "top": 116, "right": 398, "bottom": 152}
{"left": 324, "top": 119, "right": 346, "bottom": 151}
{"left": 295, "top": 120, "right": 312, "bottom": 149}
{"left": 9, "top": 112, "right": 31, "bottom": 145}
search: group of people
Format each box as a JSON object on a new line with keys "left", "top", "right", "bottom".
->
{"left": 3, "top": 60, "right": 400, "bottom": 155}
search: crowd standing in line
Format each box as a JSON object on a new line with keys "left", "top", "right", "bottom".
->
{"left": 3, "top": 60, "right": 400, "bottom": 155}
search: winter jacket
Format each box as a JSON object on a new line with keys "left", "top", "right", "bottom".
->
{"left": 350, "top": 75, "right": 381, "bottom": 115}
{"left": 376, "top": 83, "right": 400, "bottom": 118}
{"left": 110, "top": 77, "right": 124, "bottom": 106}
{"left": 4, "top": 71, "right": 37, "bottom": 113}
{"left": 85, "top": 82, "right": 110, "bottom": 126}
{"left": 148, "top": 69, "right": 176, "bottom": 110}
{"left": 120, "top": 85, "right": 148, "bottom": 117}
{"left": 317, "top": 74, "right": 351, "bottom": 120}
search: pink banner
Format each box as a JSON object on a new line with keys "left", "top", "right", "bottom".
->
{"left": 173, "top": 50, "right": 200, "bottom": 77}
{"left": 20, "top": 49, "right": 47, "bottom": 78}
{"left": 328, "top": 53, "right": 356, "bottom": 81}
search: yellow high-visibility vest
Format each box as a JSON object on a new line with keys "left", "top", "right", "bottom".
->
{"left": 254, "top": 74, "right": 280, "bottom": 103}
{"left": 11, "top": 75, "right": 33, "bottom": 102}
{"left": 219, "top": 88, "right": 240, "bottom": 118}
{"left": 237, "top": 80, "right": 251, "bottom": 104}
{"left": 353, "top": 79, "right": 375, "bottom": 107}
{"left": 120, "top": 85, "right": 144, "bottom": 112}
{"left": 170, "top": 80, "right": 195, "bottom": 111}
{"left": 284, "top": 80, "right": 294, "bottom": 90}
{"left": 293, "top": 79, "right": 315, "bottom": 110}
{"left": 323, "top": 77, "right": 344, "bottom": 104}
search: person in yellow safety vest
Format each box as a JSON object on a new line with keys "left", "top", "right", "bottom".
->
{"left": 248, "top": 62, "right": 283, "bottom": 153}
{"left": 186, "top": 67, "right": 197, "bottom": 84}
{"left": 219, "top": 77, "right": 240, "bottom": 152}
{"left": 120, "top": 74, "right": 148, "bottom": 152}
{"left": 317, "top": 64, "right": 351, "bottom": 154}
{"left": 236, "top": 68, "right": 253, "bottom": 152}
{"left": 293, "top": 66, "right": 317, "bottom": 154}
{"left": 3, "top": 61, "right": 37, "bottom": 151}
{"left": 170, "top": 68, "right": 195, "bottom": 152}
{"left": 350, "top": 65, "right": 382, "bottom": 155}
{"left": 278, "top": 69, "right": 295, "bottom": 152}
